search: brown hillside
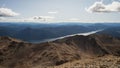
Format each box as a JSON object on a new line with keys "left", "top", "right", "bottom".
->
{"left": 0, "top": 34, "right": 120, "bottom": 68}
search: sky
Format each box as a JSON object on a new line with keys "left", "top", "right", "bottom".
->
{"left": 0, "top": 0, "right": 120, "bottom": 23}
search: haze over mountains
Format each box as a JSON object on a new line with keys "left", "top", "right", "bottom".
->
{"left": 0, "top": 22, "right": 120, "bottom": 42}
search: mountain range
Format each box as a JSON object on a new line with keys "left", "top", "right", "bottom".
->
{"left": 0, "top": 22, "right": 120, "bottom": 68}
{"left": 0, "top": 22, "right": 120, "bottom": 42}
{"left": 0, "top": 33, "right": 120, "bottom": 68}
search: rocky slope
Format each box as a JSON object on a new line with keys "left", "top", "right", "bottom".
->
{"left": 51, "top": 55, "right": 120, "bottom": 68}
{"left": 0, "top": 34, "right": 120, "bottom": 68}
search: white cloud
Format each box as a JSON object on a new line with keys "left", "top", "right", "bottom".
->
{"left": 0, "top": 8, "right": 19, "bottom": 17}
{"left": 86, "top": 1, "right": 120, "bottom": 13}
{"left": 0, "top": 16, "right": 55, "bottom": 22}
{"left": 32, "top": 16, "right": 55, "bottom": 20}
{"left": 26, "top": 16, "right": 55, "bottom": 22}
{"left": 48, "top": 11, "right": 58, "bottom": 14}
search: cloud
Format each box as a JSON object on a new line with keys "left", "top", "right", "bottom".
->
{"left": 86, "top": 1, "right": 120, "bottom": 13}
{"left": 28, "top": 16, "right": 55, "bottom": 22}
{"left": 48, "top": 11, "right": 58, "bottom": 14}
{"left": 0, "top": 8, "right": 19, "bottom": 17}
{"left": 0, "top": 16, "right": 55, "bottom": 22}
{"left": 32, "top": 16, "right": 55, "bottom": 20}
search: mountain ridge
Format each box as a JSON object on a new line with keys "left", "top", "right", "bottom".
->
{"left": 0, "top": 34, "right": 120, "bottom": 68}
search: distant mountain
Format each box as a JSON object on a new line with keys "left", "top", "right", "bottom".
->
{"left": 15, "top": 25, "right": 94, "bottom": 42}
{"left": 0, "top": 34, "right": 120, "bottom": 68}
{"left": 97, "top": 27, "right": 120, "bottom": 38}
{"left": 0, "top": 23, "right": 103, "bottom": 42}
{"left": 0, "top": 22, "right": 120, "bottom": 42}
